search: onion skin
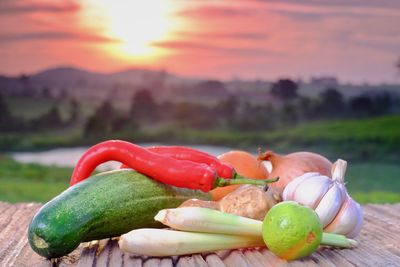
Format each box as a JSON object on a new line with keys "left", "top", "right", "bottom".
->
{"left": 259, "top": 151, "right": 332, "bottom": 195}
{"left": 211, "top": 151, "right": 269, "bottom": 201}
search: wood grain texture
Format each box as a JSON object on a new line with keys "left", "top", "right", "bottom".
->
{"left": 1, "top": 202, "right": 400, "bottom": 267}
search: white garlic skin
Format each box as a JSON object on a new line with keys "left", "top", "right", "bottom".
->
{"left": 324, "top": 195, "right": 363, "bottom": 238}
{"left": 282, "top": 172, "right": 319, "bottom": 200}
{"left": 282, "top": 160, "right": 363, "bottom": 238}
{"left": 292, "top": 175, "right": 331, "bottom": 209}
{"left": 314, "top": 183, "right": 345, "bottom": 227}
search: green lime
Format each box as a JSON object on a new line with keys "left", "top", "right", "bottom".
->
{"left": 262, "top": 201, "right": 323, "bottom": 260}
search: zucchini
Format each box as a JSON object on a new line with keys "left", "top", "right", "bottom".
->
{"left": 28, "top": 169, "right": 210, "bottom": 258}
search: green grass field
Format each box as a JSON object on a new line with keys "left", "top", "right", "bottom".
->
{"left": 0, "top": 114, "right": 399, "bottom": 204}
{"left": 345, "top": 162, "right": 400, "bottom": 203}
{"left": 0, "top": 156, "right": 398, "bottom": 204}
{"left": 0, "top": 156, "right": 71, "bottom": 203}
{"left": 1, "top": 113, "right": 400, "bottom": 164}
{"left": 179, "top": 115, "right": 400, "bottom": 161}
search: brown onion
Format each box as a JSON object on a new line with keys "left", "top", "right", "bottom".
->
{"left": 259, "top": 150, "right": 332, "bottom": 195}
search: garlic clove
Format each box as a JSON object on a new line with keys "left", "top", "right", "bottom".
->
{"left": 331, "top": 159, "right": 347, "bottom": 183}
{"left": 315, "top": 183, "right": 345, "bottom": 227}
{"left": 324, "top": 195, "right": 363, "bottom": 237}
{"left": 346, "top": 203, "right": 363, "bottom": 238}
{"left": 293, "top": 175, "right": 331, "bottom": 209}
{"left": 282, "top": 172, "right": 320, "bottom": 201}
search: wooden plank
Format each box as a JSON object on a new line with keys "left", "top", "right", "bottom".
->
{"left": 369, "top": 204, "right": 400, "bottom": 221}
{"left": 259, "top": 248, "right": 287, "bottom": 266}
{"left": 307, "top": 251, "right": 342, "bottom": 267}
{"left": 0, "top": 203, "right": 49, "bottom": 267}
{"left": 364, "top": 211, "right": 400, "bottom": 235}
{"left": 213, "top": 249, "right": 231, "bottom": 260}
{"left": 352, "top": 239, "right": 400, "bottom": 266}
{"left": 94, "top": 239, "right": 115, "bottom": 267}
{"left": 143, "top": 258, "right": 163, "bottom": 267}
{"left": 76, "top": 243, "right": 97, "bottom": 267}
{"left": 192, "top": 254, "right": 210, "bottom": 267}
{"left": 0, "top": 201, "right": 12, "bottom": 214}
{"left": 332, "top": 216, "right": 400, "bottom": 267}
{"left": 362, "top": 218, "right": 400, "bottom": 256}
{"left": 141, "top": 256, "right": 173, "bottom": 267}
{"left": 2, "top": 202, "right": 400, "bottom": 267}
{"left": 366, "top": 205, "right": 400, "bottom": 233}
{"left": 365, "top": 205, "right": 400, "bottom": 225}
{"left": 223, "top": 250, "right": 252, "bottom": 267}
{"left": 0, "top": 203, "right": 19, "bottom": 231}
{"left": 122, "top": 254, "right": 143, "bottom": 267}
{"left": 393, "top": 203, "right": 400, "bottom": 213}
{"left": 176, "top": 254, "right": 209, "bottom": 267}
{"left": 313, "top": 249, "right": 354, "bottom": 267}
{"left": 285, "top": 262, "right": 311, "bottom": 267}
{"left": 361, "top": 207, "right": 400, "bottom": 258}
{"left": 108, "top": 240, "right": 125, "bottom": 267}
{"left": 205, "top": 254, "right": 226, "bottom": 267}
{"left": 58, "top": 252, "right": 80, "bottom": 267}
{"left": 242, "top": 249, "right": 267, "bottom": 267}
{"left": 335, "top": 206, "right": 400, "bottom": 266}
{"left": 159, "top": 258, "right": 174, "bottom": 267}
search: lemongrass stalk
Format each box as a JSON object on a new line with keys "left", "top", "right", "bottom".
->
{"left": 119, "top": 228, "right": 265, "bottom": 257}
{"left": 321, "top": 233, "right": 358, "bottom": 248}
{"left": 155, "top": 207, "right": 358, "bottom": 249}
{"left": 155, "top": 207, "right": 262, "bottom": 236}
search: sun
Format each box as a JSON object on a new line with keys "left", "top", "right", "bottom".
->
{"left": 94, "top": 0, "right": 176, "bottom": 57}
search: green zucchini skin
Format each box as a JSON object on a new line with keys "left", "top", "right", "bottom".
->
{"left": 28, "top": 169, "right": 210, "bottom": 259}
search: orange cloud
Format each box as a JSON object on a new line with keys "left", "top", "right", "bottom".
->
{"left": 0, "top": 0, "right": 80, "bottom": 14}
{"left": 0, "top": 31, "right": 120, "bottom": 44}
{"left": 0, "top": 0, "right": 399, "bottom": 83}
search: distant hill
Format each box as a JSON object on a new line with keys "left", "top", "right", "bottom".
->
{"left": 0, "top": 66, "right": 191, "bottom": 103}
{"left": 29, "top": 66, "right": 187, "bottom": 88}
{"left": 0, "top": 66, "right": 233, "bottom": 105}
{"left": 31, "top": 67, "right": 96, "bottom": 87}
{"left": 0, "top": 66, "right": 399, "bottom": 106}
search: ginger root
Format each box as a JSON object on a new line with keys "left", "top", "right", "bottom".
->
{"left": 179, "top": 199, "right": 220, "bottom": 210}
{"left": 179, "top": 185, "right": 279, "bottom": 220}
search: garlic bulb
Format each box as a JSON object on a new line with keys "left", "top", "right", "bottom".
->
{"left": 282, "top": 159, "right": 363, "bottom": 238}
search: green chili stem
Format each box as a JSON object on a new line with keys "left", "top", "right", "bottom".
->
{"left": 214, "top": 176, "right": 279, "bottom": 188}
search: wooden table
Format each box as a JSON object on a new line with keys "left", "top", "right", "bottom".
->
{"left": 1, "top": 202, "right": 399, "bottom": 267}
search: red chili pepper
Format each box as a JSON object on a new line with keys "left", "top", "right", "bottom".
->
{"left": 70, "top": 140, "right": 278, "bottom": 192}
{"left": 120, "top": 146, "right": 234, "bottom": 178}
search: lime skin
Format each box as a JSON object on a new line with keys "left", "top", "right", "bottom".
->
{"left": 262, "top": 201, "right": 323, "bottom": 260}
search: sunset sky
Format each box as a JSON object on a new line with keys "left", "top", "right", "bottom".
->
{"left": 0, "top": 0, "right": 399, "bottom": 83}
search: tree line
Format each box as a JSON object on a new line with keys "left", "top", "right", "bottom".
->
{"left": 1, "top": 78, "right": 399, "bottom": 135}
{"left": 83, "top": 79, "right": 399, "bottom": 136}
{"left": 0, "top": 93, "right": 79, "bottom": 132}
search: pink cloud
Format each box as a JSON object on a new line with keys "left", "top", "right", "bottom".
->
{"left": 177, "top": 5, "right": 257, "bottom": 18}
{"left": 0, "top": 31, "right": 120, "bottom": 44}
{"left": 0, "top": 0, "right": 399, "bottom": 83}
{"left": 0, "top": 0, "right": 80, "bottom": 14}
{"left": 174, "top": 31, "right": 268, "bottom": 41}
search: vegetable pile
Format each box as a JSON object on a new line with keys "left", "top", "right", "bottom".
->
{"left": 283, "top": 159, "right": 363, "bottom": 237}
{"left": 28, "top": 139, "right": 363, "bottom": 262}
{"left": 259, "top": 150, "right": 332, "bottom": 194}
{"left": 70, "top": 140, "right": 277, "bottom": 191}
{"left": 119, "top": 204, "right": 357, "bottom": 259}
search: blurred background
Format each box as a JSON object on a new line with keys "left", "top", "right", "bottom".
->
{"left": 0, "top": 0, "right": 399, "bottom": 204}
